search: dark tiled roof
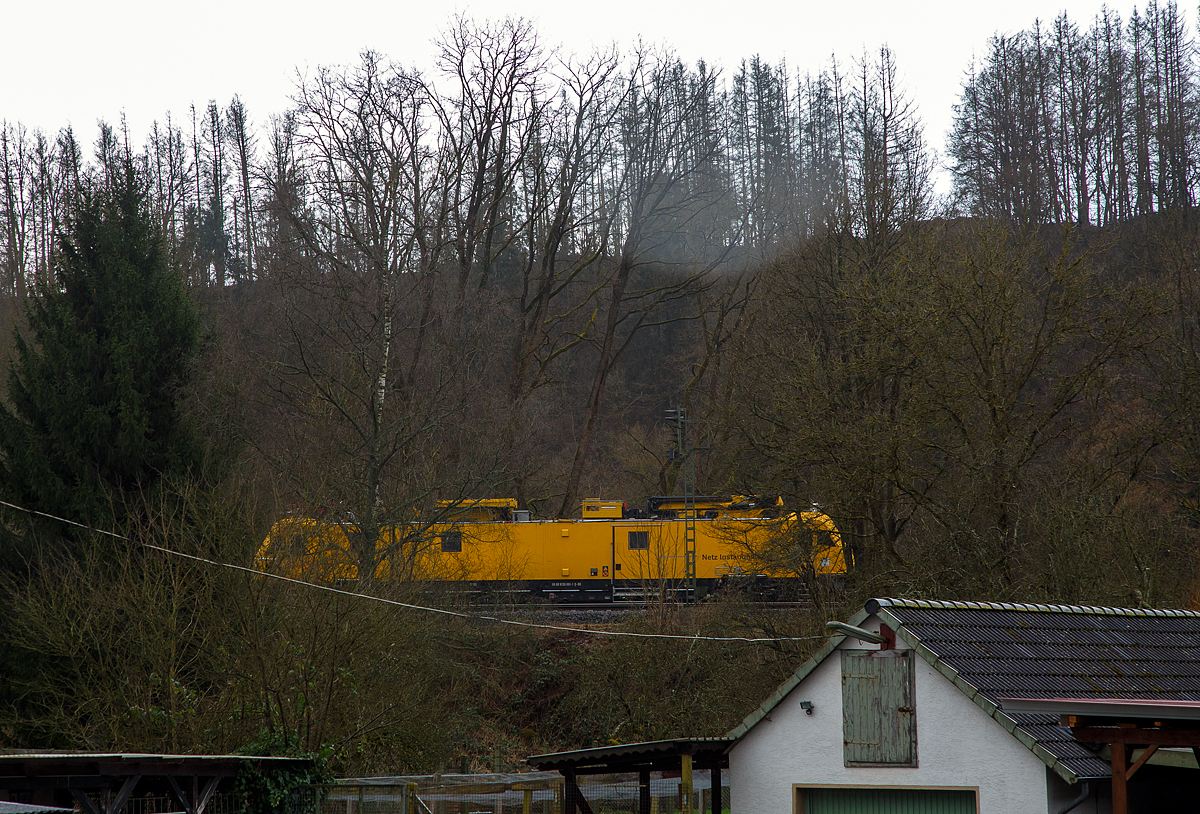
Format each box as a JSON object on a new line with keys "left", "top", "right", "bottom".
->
{"left": 869, "top": 599, "right": 1200, "bottom": 781}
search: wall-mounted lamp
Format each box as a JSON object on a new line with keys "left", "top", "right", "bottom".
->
{"left": 825, "top": 621, "right": 886, "bottom": 644}
{"left": 800, "top": 701, "right": 814, "bottom": 716}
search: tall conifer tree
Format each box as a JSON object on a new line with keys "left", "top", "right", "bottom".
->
{"left": 0, "top": 158, "right": 200, "bottom": 535}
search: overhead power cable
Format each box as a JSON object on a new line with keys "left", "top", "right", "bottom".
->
{"left": 0, "top": 498, "right": 825, "bottom": 644}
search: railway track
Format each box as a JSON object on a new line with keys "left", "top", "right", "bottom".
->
{"left": 467, "top": 601, "right": 816, "bottom": 628}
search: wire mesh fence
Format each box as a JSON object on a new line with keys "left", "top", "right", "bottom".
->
{"left": 72, "top": 792, "right": 242, "bottom": 814}
{"left": 568, "top": 773, "right": 729, "bottom": 814}
{"left": 69, "top": 772, "right": 730, "bottom": 814}
{"left": 308, "top": 773, "right": 729, "bottom": 814}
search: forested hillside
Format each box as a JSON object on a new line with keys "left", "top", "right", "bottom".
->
{"left": 1, "top": 4, "right": 1200, "bottom": 774}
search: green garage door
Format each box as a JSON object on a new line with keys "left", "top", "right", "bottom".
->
{"left": 802, "top": 787, "right": 977, "bottom": 814}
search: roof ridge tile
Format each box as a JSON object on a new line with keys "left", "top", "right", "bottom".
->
{"left": 868, "top": 598, "right": 1200, "bottom": 618}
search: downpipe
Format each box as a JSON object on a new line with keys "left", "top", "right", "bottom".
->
{"left": 1054, "top": 781, "right": 1091, "bottom": 814}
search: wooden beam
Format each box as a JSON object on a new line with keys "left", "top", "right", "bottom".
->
{"left": 564, "top": 770, "right": 594, "bottom": 814}
{"left": 564, "top": 769, "right": 577, "bottom": 814}
{"left": 1112, "top": 742, "right": 1128, "bottom": 814}
{"left": 194, "top": 777, "right": 220, "bottom": 814}
{"left": 168, "top": 776, "right": 193, "bottom": 814}
{"left": 1072, "top": 726, "right": 1200, "bottom": 747}
{"left": 681, "top": 755, "right": 692, "bottom": 814}
{"left": 109, "top": 775, "right": 141, "bottom": 814}
{"left": 1126, "top": 745, "right": 1158, "bottom": 781}
{"left": 71, "top": 787, "right": 101, "bottom": 814}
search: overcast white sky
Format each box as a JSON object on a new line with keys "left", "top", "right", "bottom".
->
{"left": 1, "top": 0, "right": 1159, "bottom": 192}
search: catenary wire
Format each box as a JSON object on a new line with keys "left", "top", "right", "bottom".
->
{"left": 0, "top": 498, "right": 826, "bottom": 644}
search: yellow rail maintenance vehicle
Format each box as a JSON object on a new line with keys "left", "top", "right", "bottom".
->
{"left": 257, "top": 495, "right": 849, "bottom": 602}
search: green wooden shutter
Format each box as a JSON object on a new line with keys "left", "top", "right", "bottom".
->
{"left": 803, "top": 787, "right": 976, "bottom": 814}
{"left": 841, "top": 649, "right": 917, "bottom": 767}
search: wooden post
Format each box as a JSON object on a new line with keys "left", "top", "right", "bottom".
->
{"left": 681, "top": 755, "right": 693, "bottom": 813}
{"left": 523, "top": 788, "right": 532, "bottom": 814}
{"left": 639, "top": 770, "right": 651, "bottom": 814}
{"left": 1112, "top": 742, "right": 1128, "bottom": 814}
{"left": 564, "top": 769, "right": 577, "bottom": 814}
{"left": 564, "top": 769, "right": 598, "bottom": 814}
{"left": 710, "top": 766, "right": 721, "bottom": 814}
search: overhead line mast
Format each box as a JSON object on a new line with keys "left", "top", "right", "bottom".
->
{"left": 666, "top": 407, "right": 697, "bottom": 601}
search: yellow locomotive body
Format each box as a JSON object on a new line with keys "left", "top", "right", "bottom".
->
{"left": 257, "top": 496, "right": 848, "bottom": 601}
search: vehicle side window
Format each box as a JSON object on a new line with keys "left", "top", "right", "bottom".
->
{"left": 628, "top": 531, "right": 649, "bottom": 550}
{"left": 441, "top": 531, "right": 463, "bottom": 553}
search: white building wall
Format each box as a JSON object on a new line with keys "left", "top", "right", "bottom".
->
{"left": 729, "top": 618, "right": 1057, "bottom": 813}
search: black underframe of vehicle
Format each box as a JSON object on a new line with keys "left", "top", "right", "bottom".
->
{"left": 427, "top": 575, "right": 832, "bottom": 603}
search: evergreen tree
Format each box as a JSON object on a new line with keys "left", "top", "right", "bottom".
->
{"left": 0, "top": 159, "right": 200, "bottom": 537}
